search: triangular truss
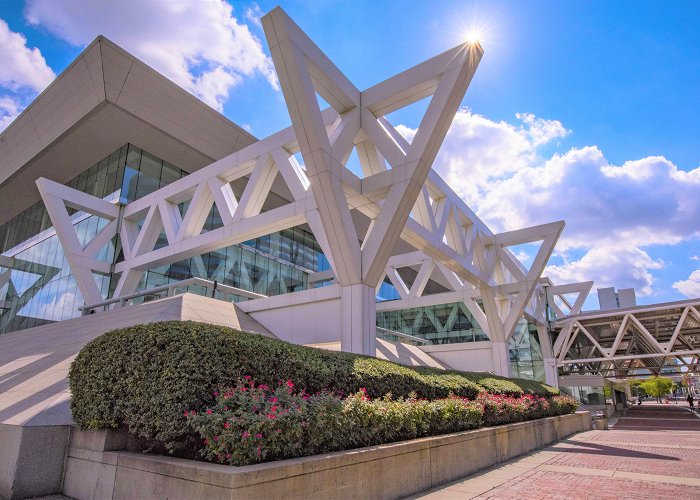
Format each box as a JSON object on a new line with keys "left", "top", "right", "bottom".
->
{"left": 263, "top": 6, "right": 483, "bottom": 288}
{"left": 554, "top": 301, "right": 700, "bottom": 377}
{"left": 36, "top": 178, "right": 120, "bottom": 305}
{"left": 30, "top": 7, "right": 576, "bottom": 362}
{"left": 547, "top": 281, "right": 593, "bottom": 319}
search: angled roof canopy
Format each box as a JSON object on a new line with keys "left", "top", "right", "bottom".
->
{"left": 0, "top": 36, "right": 257, "bottom": 225}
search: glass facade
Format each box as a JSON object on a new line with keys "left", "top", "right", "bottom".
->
{"left": 0, "top": 144, "right": 329, "bottom": 334}
{"left": 508, "top": 319, "right": 545, "bottom": 381}
{"left": 376, "top": 301, "right": 489, "bottom": 344}
{"left": 559, "top": 385, "right": 606, "bottom": 405}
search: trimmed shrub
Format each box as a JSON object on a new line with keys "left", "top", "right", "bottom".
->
{"left": 187, "top": 378, "right": 484, "bottom": 466}
{"left": 187, "top": 379, "right": 578, "bottom": 466}
{"left": 69, "top": 321, "right": 559, "bottom": 454}
{"left": 477, "top": 392, "right": 578, "bottom": 426}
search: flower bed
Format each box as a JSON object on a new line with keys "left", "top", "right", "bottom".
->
{"left": 69, "top": 321, "right": 574, "bottom": 463}
{"left": 186, "top": 378, "right": 577, "bottom": 466}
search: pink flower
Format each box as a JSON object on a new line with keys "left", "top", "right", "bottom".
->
{"left": 270, "top": 396, "right": 278, "bottom": 403}
{"left": 183, "top": 411, "right": 189, "bottom": 417}
{"left": 206, "top": 409, "right": 213, "bottom": 415}
{"left": 286, "top": 380, "right": 295, "bottom": 389}
{"left": 242, "top": 431, "right": 250, "bottom": 439}
{"left": 226, "top": 453, "right": 231, "bottom": 459}
{"left": 244, "top": 375, "right": 252, "bottom": 380}
{"left": 224, "top": 422, "right": 230, "bottom": 429}
{"left": 213, "top": 391, "right": 219, "bottom": 397}
{"left": 271, "top": 405, "right": 278, "bottom": 412}
{"left": 204, "top": 438, "right": 209, "bottom": 445}
{"left": 255, "top": 433, "right": 263, "bottom": 439}
{"left": 223, "top": 406, "right": 229, "bottom": 411}
{"left": 266, "top": 413, "right": 276, "bottom": 420}
{"left": 257, "top": 446, "right": 262, "bottom": 458}
{"left": 213, "top": 436, "right": 219, "bottom": 441}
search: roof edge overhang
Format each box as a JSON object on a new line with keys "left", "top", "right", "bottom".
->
{"left": 0, "top": 36, "right": 257, "bottom": 224}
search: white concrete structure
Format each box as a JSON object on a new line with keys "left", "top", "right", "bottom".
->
{"left": 553, "top": 298, "right": 700, "bottom": 377}
{"left": 597, "top": 286, "right": 637, "bottom": 310}
{"left": 15, "top": 8, "right": 591, "bottom": 385}
{"left": 0, "top": 7, "right": 606, "bottom": 395}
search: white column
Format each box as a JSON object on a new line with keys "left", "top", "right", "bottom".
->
{"left": 537, "top": 324, "right": 559, "bottom": 387}
{"left": 490, "top": 340, "right": 511, "bottom": 377}
{"left": 341, "top": 283, "right": 376, "bottom": 355}
{"left": 543, "top": 358, "right": 559, "bottom": 388}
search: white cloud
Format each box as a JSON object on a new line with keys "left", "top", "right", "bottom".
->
{"left": 0, "top": 96, "right": 22, "bottom": 132}
{"left": 245, "top": 3, "right": 264, "bottom": 27}
{"left": 546, "top": 246, "right": 663, "bottom": 297}
{"left": 413, "top": 109, "right": 569, "bottom": 204}
{"left": 413, "top": 109, "right": 700, "bottom": 297}
{"left": 673, "top": 270, "right": 700, "bottom": 298}
{"left": 24, "top": 0, "right": 277, "bottom": 111}
{"left": 0, "top": 18, "right": 55, "bottom": 93}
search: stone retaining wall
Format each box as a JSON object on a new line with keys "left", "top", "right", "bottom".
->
{"left": 62, "top": 411, "right": 591, "bottom": 500}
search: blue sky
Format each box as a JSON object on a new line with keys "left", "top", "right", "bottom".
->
{"left": 1, "top": 0, "right": 699, "bottom": 309}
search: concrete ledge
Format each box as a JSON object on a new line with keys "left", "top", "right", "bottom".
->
{"left": 62, "top": 411, "right": 591, "bottom": 499}
{"left": 0, "top": 424, "right": 71, "bottom": 499}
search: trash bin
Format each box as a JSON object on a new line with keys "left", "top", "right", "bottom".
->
{"left": 592, "top": 413, "right": 609, "bottom": 430}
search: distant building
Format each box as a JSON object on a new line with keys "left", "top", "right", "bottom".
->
{"left": 597, "top": 287, "right": 637, "bottom": 310}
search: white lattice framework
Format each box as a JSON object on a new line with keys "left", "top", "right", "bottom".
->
{"left": 554, "top": 299, "right": 700, "bottom": 377}
{"left": 33, "top": 7, "right": 580, "bottom": 361}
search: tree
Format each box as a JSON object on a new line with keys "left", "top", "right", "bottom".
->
{"left": 629, "top": 379, "right": 646, "bottom": 397}
{"left": 639, "top": 376, "right": 674, "bottom": 402}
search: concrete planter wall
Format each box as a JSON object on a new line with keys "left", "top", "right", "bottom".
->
{"left": 62, "top": 411, "right": 590, "bottom": 500}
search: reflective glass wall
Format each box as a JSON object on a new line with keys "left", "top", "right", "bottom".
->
{"left": 508, "top": 319, "right": 545, "bottom": 381}
{"left": 0, "top": 144, "right": 331, "bottom": 334}
{"left": 376, "top": 302, "right": 489, "bottom": 344}
{"left": 0, "top": 145, "right": 188, "bottom": 333}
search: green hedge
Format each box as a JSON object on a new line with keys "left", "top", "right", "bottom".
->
{"left": 69, "top": 321, "right": 558, "bottom": 454}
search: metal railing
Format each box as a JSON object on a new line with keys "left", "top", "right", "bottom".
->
{"left": 376, "top": 326, "right": 431, "bottom": 346}
{"left": 79, "top": 277, "right": 267, "bottom": 315}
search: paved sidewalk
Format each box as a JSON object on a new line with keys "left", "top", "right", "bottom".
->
{"left": 412, "top": 404, "right": 700, "bottom": 499}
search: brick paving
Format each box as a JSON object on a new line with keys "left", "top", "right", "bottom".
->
{"left": 412, "top": 403, "right": 700, "bottom": 499}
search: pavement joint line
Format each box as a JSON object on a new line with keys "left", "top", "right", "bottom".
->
{"left": 573, "top": 440, "right": 700, "bottom": 450}
{"left": 617, "top": 417, "right": 700, "bottom": 422}
{"left": 610, "top": 470, "right": 700, "bottom": 487}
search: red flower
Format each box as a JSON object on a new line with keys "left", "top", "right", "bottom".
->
{"left": 206, "top": 409, "right": 213, "bottom": 415}
{"left": 286, "top": 380, "right": 294, "bottom": 389}
{"left": 224, "top": 422, "right": 230, "bottom": 429}
{"left": 244, "top": 375, "right": 252, "bottom": 380}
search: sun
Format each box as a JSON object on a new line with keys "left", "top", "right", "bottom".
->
{"left": 464, "top": 29, "right": 483, "bottom": 45}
